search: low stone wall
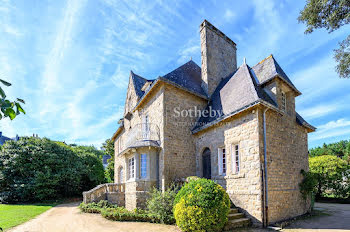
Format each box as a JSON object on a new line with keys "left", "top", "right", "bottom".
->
{"left": 83, "top": 183, "right": 125, "bottom": 206}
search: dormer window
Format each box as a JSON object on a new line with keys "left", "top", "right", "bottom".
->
{"left": 281, "top": 91, "right": 286, "bottom": 112}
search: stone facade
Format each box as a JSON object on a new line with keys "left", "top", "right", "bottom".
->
{"left": 104, "top": 19, "right": 315, "bottom": 226}
{"left": 200, "top": 20, "right": 237, "bottom": 97}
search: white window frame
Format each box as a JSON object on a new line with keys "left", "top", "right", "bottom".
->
{"left": 231, "top": 144, "right": 240, "bottom": 174}
{"left": 140, "top": 154, "right": 147, "bottom": 179}
{"left": 128, "top": 157, "right": 135, "bottom": 180}
{"left": 281, "top": 91, "right": 287, "bottom": 112}
{"left": 218, "top": 147, "right": 226, "bottom": 176}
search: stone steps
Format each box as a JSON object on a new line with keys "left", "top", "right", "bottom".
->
{"left": 224, "top": 207, "right": 251, "bottom": 231}
{"left": 228, "top": 212, "right": 244, "bottom": 220}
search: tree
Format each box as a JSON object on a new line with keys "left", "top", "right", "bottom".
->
{"left": 0, "top": 79, "right": 25, "bottom": 120}
{"left": 0, "top": 137, "right": 105, "bottom": 202}
{"left": 298, "top": 0, "right": 350, "bottom": 78}
{"left": 309, "top": 155, "right": 349, "bottom": 199}
{"left": 102, "top": 139, "right": 115, "bottom": 182}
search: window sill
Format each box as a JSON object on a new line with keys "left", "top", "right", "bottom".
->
{"left": 225, "top": 173, "right": 245, "bottom": 179}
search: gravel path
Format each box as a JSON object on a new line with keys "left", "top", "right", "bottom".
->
{"left": 7, "top": 202, "right": 179, "bottom": 232}
{"left": 7, "top": 202, "right": 350, "bottom": 232}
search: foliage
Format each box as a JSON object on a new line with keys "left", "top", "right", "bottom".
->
{"left": 335, "top": 35, "right": 350, "bottom": 78}
{"left": 79, "top": 200, "right": 117, "bottom": 213}
{"left": 299, "top": 169, "right": 318, "bottom": 200}
{"left": 309, "top": 140, "right": 350, "bottom": 161}
{"left": 146, "top": 185, "right": 178, "bottom": 224}
{"left": 0, "top": 79, "right": 25, "bottom": 120}
{"left": 0, "top": 203, "right": 54, "bottom": 230}
{"left": 298, "top": 0, "right": 350, "bottom": 78}
{"left": 173, "top": 178, "right": 230, "bottom": 232}
{"left": 309, "top": 155, "right": 350, "bottom": 199}
{"left": 79, "top": 200, "right": 161, "bottom": 223}
{"left": 0, "top": 137, "right": 105, "bottom": 202}
{"left": 101, "top": 207, "right": 161, "bottom": 223}
{"left": 104, "top": 160, "right": 114, "bottom": 183}
{"left": 102, "top": 139, "right": 115, "bottom": 182}
{"left": 71, "top": 145, "right": 105, "bottom": 190}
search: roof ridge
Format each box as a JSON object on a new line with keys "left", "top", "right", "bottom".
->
{"left": 240, "top": 64, "right": 259, "bottom": 100}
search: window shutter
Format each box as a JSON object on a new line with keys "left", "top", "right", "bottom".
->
{"left": 218, "top": 148, "right": 223, "bottom": 175}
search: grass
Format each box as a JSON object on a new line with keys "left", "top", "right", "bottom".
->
{"left": 0, "top": 203, "right": 55, "bottom": 230}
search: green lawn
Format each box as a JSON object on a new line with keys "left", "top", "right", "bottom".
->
{"left": 0, "top": 203, "right": 54, "bottom": 230}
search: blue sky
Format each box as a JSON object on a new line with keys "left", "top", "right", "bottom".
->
{"left": 0, "top": 0, "right": 349, "bottom": 148}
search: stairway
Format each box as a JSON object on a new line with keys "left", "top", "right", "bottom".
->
{"left": 224, "top": 206, "right": 251, "bottom": 231}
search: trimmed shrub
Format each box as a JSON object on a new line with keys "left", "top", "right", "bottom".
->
{"left": 174, "top": 178, "right": 230, "bottom": 232}
{"left": 101, "top": 207, "right": 161, "bottom": 223}
{"left": 146, "top": 185, "right": 178, "bottom": 224}
{"left": 79, "top": 200, "right": 117, "bottom": 213}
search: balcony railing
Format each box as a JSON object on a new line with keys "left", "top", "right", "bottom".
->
{"left": 124, "top": 123, "right": 160, "bottom": 149}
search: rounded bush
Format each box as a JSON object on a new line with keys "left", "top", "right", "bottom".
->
{"left": 174, "top": 178, "right": 230, "bottom": 232}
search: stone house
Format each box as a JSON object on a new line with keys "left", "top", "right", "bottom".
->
{"left": 107, "top": 20, "right": 316, "bottom": 226}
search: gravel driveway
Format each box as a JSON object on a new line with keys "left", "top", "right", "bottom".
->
{"left": 7, "top": 202, "right": 179, "bottom": 232}
{"left": 7, "top": 202, "right": 350, "bottom": 232}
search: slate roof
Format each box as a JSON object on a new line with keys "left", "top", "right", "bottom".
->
{"left": 192, "top": 55, "right": 314, "bottom": 133}
{"left": 131, "top": 60, "right": 207, "bottom": 102}
{"left": 127, "top": 56, "right": 313, "bottom": 134}
{"left": 130, "top": 71, "right": 153, "bottom": 98}
{"left": 161, "top": 60, "right": 207, "bottom": 98}
{"left": 192, "top": 63, "right": 277, "bottom": 132}
{"left": 252, "top": 55, "right": 301, "bottom": 95}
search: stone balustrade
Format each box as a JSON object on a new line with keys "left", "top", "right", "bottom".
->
{"left": 83, "top": 183, "right": 125, "bottom": 206}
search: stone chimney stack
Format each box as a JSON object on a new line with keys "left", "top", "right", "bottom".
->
{"left": 200, "top": 20, "right": 237, "bottom": 97}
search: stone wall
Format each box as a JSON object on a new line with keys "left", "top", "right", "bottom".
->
{"left": 162, "top": 84, "right": 207, "bottom": 188}
{"left": 194, "top": 109, "right": 263, "bottom": 224}
{"left": 264, "top": 109, "right": 310, "bottom": 223}
{"left": 200, "top": 20, "right": 237, "bottom": 97}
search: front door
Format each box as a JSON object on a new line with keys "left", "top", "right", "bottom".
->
{"left": 202, "top": 148, "right": 211, "bottom": 179}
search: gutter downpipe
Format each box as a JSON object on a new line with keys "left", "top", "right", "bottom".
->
{"left": 263, "top": 107, "right": 269, "bottom": 227}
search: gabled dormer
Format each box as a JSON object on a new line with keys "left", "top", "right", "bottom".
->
{"left": 252, "top": 55, "right": 301, "bottom": 117}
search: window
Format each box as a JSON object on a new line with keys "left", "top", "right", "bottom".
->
{"left": 218, "top": 147, "right": 226, "bottom": 175}
{"left": 232, "top": 144, "right": 240, "bottom": 173}
{"left": 128, "top": 157, "right": 135, "bottom": 179}
{"left": 281, "top": 91, "right": 286, "bottom": 112}
{"left": 140, "top": 154, "right": 147, "bottom": 179}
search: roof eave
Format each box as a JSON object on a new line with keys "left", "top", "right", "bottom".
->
{"left": 111, "top": 123, "right": 124, "bottom": 141}
{"left": 133, "top": 77, "right": 208, "bottom": 112}
{"left": 192, "top": 100, "right": 280, "bottom": 134}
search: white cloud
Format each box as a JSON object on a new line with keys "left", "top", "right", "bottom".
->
{"left": 224, "top": 9, "right": 236, "bottom": 21}
{"left": 41, "top": 0, "right": 85, "bottom": 95}
{"left": 310, "top": 119, "right": 350, "bottom": 142}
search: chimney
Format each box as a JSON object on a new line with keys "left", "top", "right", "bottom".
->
{"left": 200, "top": 20, "right": 237, "bottom": 97}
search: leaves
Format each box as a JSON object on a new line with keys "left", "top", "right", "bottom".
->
{"left": 0, "top": 137, "right": 106, "bottom": 202}
{"left": 0, "top": 79, "right": 25, "bottom": 120}
{"left": 334, "top": 35, "right": 350, "bottom": 78}
{"left": 298, "top": 0, "right": 350, "bottom": 78}
{"left": 0, "top": 79, "right": 11, "bottom": 86}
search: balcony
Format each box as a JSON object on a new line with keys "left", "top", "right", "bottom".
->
{"left": 124, "top": 123, "right": 160, "bottom": 150}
